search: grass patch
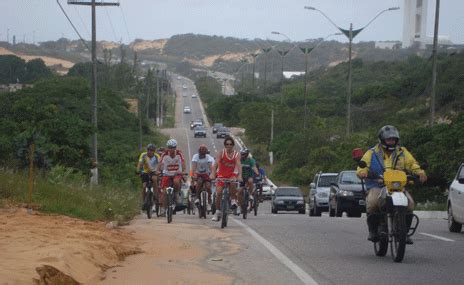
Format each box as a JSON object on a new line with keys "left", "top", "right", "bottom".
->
{"left": 0, "top": 169, "right": 140, "bottom": 221}
{"left": 415, "top": 201, "right": 447, "bottom": 211}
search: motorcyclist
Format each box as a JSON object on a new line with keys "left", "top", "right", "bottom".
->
{"left": 356, "top": 125, "right": 427, "bottom": 244}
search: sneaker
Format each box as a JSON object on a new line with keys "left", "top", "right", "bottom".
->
{"left": 212, "top": 210, "right": 222, "bottom": 222}
{"left": 207, "top": 203, "right": 212, "bottom": 212}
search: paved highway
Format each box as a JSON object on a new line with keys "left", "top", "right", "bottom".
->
{"left": 157, "top": 74, "right": 464, "bottom": 285}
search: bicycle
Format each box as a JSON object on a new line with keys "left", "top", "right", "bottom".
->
{"left": 143, "top": 172, "right": 159, "bottom": 219}
{"left": 163, "top": 173, "right": 187, "bottom": 224}
{"left": 214, "top": 178, "right": 239, "bottom": 228}
{"left": 251, "top": 185, "right": 259, "bottom": 216}
{"left": 195, "top": 176, "right": 208, "bottom": 219}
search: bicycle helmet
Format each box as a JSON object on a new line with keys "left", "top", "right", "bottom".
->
{"left": 166, "top": 138, "right": 177, "bottom": 148}
{"left": 146, "top": 143, "right": 156, "bottom": 151}
{"left": 378, "top": 125, "right": 400, "bottom": 151}
{"left": 240, "top": 148, "right": 250, "bottom": 155}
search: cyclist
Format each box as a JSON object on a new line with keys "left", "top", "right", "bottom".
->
{"left": 191, "top": 144, "right": 215, "bottom": 211}
{"left": 254, "top": 162, "right": 269, "bottom": 202}
{"left": 210, "top": 137, "right": 242, "bottom": 222}
{"left": 239, "top": 148, "right": 259, "bottom": 214}
{"left": 357, "top": 125, "right": 427, "bottom": 244}
{"left": 136, "top": 144, "right": 160, "bottom": 211}
{"left": 156, "top": 139, "right": 186, "bottom": 215}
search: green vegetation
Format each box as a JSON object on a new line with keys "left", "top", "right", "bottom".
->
{"left": 0, "top": 54, "right": 169, "bottom": 220}
{"left": 197, "top": 52, "right": 464, "bottom": 203}
{"left": 0, "top": 169, "right": 138, "bottom": 221}
{"left": 0, "top": 55, "right": 52, "bottom": 84}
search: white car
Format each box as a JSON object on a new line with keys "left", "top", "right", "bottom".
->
{"left": 448, "top": 163, "right": 464, "bottom": 232}
{"left": 192, "top": 94, "right": 197, "bottom": 98}
{"left": 308, "top": 172, "right": 338, "bottom": 216}
{"left": 183, "top": 106, "right": 191, "bottom": 114}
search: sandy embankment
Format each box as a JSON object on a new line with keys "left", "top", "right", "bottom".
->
{"left": 0, "top": 207, "right": 238, "bottom": 284}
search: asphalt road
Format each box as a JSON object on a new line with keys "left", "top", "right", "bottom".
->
{"left": 159, "top": 75, "right": 464, "bottom": 285}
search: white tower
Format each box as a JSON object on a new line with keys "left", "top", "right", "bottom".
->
{"left": 403, "top": 0, "right": 428, "bottom": 48}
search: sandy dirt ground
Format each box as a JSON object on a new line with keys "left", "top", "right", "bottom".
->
{"left": 0, "top": 206, "right": 237, "bottom": 285}
{"left": 101, "top": 216, "right": 239, "bottom": 285}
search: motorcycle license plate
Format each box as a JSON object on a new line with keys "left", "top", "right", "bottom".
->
{"left": 359, "top": 200, "right": 366, "bottom": 206}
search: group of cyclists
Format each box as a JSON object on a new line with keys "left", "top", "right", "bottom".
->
{"left": 136, "top": 136, "right": 268, "bottom": 221}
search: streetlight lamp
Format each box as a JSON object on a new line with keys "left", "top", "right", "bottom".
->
{"left": 305, "top": 6, "right": 399, "bottom": 136}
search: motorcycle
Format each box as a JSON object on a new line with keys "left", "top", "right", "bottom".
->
{"left": 357, "top": 158, "right": 422, "bottom": 263}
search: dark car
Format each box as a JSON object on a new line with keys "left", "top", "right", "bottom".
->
{"left": 193, "top": 125, "right": 207, "bottom": 138}
{"left": 216, "top": 127, "right": 230, "bottom": 138}
{"left": 271, "top": 187, "right": 305, "bottom": 214}
{"left": 328, "top": 170, "right": 365, "bottom": 218}
{"left": 212, "top": 123, "right": 224, "bottom": 134}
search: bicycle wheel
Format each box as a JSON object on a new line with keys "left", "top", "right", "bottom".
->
{"left": 242, "top": 190, "right": 248, "bottom": 220}
{"left": 167, "top": 192, "right": 173, "bottom": 224}
{"left": 391, "top": 207, "right": 407, "bottom": 262}
{"left": 146, "top": 190, "right": 153, "bottom": 219}
{"left": 221, "top": 190, "right": 229, "bottom": 228}
{"left": 253, "top": 192, "right": 258, "bottom": 216}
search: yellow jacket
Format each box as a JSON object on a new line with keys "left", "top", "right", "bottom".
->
{"left": 356, "top": 144, "right": 425, "bottom": 178}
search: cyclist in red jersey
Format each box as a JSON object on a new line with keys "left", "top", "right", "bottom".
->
{"left": 210, "top": 137, "right": 242, "bottom": 221}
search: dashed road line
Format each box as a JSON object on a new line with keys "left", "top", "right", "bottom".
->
{"left": 419, "top": 232, "right": 455, "bottom": 242}
{"left": 233, "top": 219, "right": 318, "bottom": 285}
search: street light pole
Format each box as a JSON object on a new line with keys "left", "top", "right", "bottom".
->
{"left": 305, "top": 5, "right": 399, "bottom": 136}
{"left": 300, "top": 47, "right": 313, "bottom": 130}
{"left": 262, "top": 47, "right": 272, "bottom": 96}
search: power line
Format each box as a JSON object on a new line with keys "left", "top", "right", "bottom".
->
{"left": 56, "top": 0, "right": 90, "bottom": 51}
{"left": 104, "top": 6, "right": 118, "bottom": 42}
{"left": 73, "top": 5, "right": 91, "bottom": 38}
{"left": 119, "top": 5, "right": 131, "bottom": 43}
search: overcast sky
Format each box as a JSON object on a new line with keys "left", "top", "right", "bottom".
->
{"left": 1, "top": 0, "right": 463, "bottom": 44}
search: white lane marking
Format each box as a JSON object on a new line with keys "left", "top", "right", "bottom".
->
{"left": 184, "top": 128, "right": 192, "bottom": 166}
{"left": 233, "top": 219, "right": 318, "bottom": 285}
{"left": 419, "top": 232, "right": 455, "bottom": 242}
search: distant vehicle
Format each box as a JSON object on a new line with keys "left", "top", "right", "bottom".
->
{"left": 192, "top": 94, "right": 197, "bottom": 98}
{"left": 194, "top": 126, "right": 207, "bottom": 138}
{"left": 182, "top": 84, "right": 187, "bottom": 89}
{"left": 190, "top": 119, "right": 203, "bottom": 130}
{"left": 271, "top": 186, "right": 305, "bottom": 214}
{"left": 212, "top": 123, "right": 224, "bottom": 134}
{"left": 309, "top": 172, "right": 338, "bottom": 216}
{"left": 216, "top": 127, "right": 230, "bottom": 138}
{"left": 448, "top": 163, "right": 464, "bottom": 233}
{"left": 183, "top": 106, "right": 191, "bottom": 114}
{"left": 261, "top": 181, "right": 276, "bottom": 200}
{"left": 328, "top": 170, "right": 365, "bottom": 218}
{"left": 177, "top": 76, "right": 181, "bottom": 80}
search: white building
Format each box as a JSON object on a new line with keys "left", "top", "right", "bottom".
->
{"left": 403, "top": 0, "right": 428, "bottom": 49}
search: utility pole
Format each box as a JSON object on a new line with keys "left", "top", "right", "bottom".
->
{"left": 68, "top": 0, "right": 120, "bottom": 185}
{"left": 278, "top": 50, "right": 289, "bottom": 104}
{"left": 270, "top": 108, "right": 274, "bottom": 165}
{"left": 430, "top": 0, "right": 440, "bottom": 127}
{"left": 251, "top": 53, "right": 258, "bottom": 92}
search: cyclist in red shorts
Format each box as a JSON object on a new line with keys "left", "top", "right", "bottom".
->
{"left": 210, "top": 137, "right": 242, "bottom": 222}
{"left": 156, "top": 138, "right": 186, "bottom": 215}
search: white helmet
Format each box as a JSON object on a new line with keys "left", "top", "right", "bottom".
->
{"left": 166, "top": 138, "right": 177, "bottom": 148}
